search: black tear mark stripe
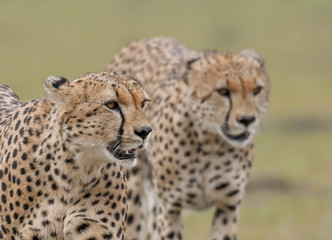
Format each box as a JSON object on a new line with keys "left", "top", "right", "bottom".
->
{"left": 108, "top": 88, "right": 125, "bottom": 151}
{"left": 226, "top": 97, "right": 232, "bottom": 123}
{"left": 116, "top": 88, "right": 125, "bottom": 141}
{"left": 117, "top": 107, "right": 124, "bottom": 137}
{"left": 224, "top": 80, "right": 232, "bottom": 124}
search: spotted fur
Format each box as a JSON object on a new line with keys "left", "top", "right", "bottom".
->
{"left": 108, "top": 37, "right": 269, "bottom": 240}
{"left": 0, "top": 72, "right": 151, "bottom": 240}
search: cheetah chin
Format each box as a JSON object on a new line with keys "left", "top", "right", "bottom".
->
{"left": 221, "top": 125, "right": 253, "bottom": 147}
{"left": 223, "top": 131, "right": 250, "bottom": 144}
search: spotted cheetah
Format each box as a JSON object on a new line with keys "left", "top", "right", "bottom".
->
{"left": 108, "top": 37, "right": 269, "bottom": 240}
{"left": 0, "top": 72, "right": 152, "bottom": 240}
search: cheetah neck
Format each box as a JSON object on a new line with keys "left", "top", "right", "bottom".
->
{"left": 34, "top": 100, "right": 108, "bottom": 195}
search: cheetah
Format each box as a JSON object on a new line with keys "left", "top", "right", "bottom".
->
{"left": 0, "top": 72, "right": 152, "bottom": 240}
{"left": 107, "top": 37, "right": 269, "bottom": 240}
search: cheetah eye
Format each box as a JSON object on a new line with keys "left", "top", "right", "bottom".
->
{"left": 141, "top": 99, "right": 150, "bottom": 109}
{"left": 216, "top": 88, "right": 230, "bottom": 97}
{"left": 253, "top": 86, "right": 263, "bottom": 96}
{"left": 105, "top": 101, "right": 119, "bottom": 110}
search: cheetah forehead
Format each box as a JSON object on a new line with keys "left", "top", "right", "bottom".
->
{"left": 191, "top": 53, "right": 268, "bottom": 87}
{"left": 196, "top": 53, "right": 259, "bottom": 71}
{"left": 69, "top": 72, "right": 149, "bottom": 104}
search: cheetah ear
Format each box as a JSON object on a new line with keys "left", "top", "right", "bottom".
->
{"left": 186, "top": 58, "right": 201, "bottom": 70}
{"left": 43, "top": 76, "right": 71, "bottom": 104}
{"left": 239, "top": 49, "right": 264, "bottom": 68}
{"left": 182, "top": 58, "right": 201, "bottom": 84}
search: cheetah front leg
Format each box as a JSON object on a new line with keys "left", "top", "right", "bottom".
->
{"left": 125, "top": 166, "right": 146, "bottom": 240}
{"left": 209, "top": 204, "right": 239, "bottom": 240}
{"left": 148, "top": 200, "right": 183, "bottom": 240}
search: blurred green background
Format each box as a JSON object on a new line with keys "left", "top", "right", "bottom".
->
{"left": 1, "top": 0, "right": 331, "bottom": 239}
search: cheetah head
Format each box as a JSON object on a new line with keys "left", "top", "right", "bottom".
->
{"left": 185, "top": 50, "right": 269, "bottom": 147}
{"left": 44, "top": 72, "right": 151, "bottom": 168}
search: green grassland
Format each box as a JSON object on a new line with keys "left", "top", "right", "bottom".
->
{"left": 1, "top": 1, "right": 332, "bottom": 239}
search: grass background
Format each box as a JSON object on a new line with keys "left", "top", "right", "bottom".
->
{"left": 1, "top": 1, "right": 332, "bottom": 239}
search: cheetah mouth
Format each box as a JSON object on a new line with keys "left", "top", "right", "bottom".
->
{"left": 113, "top": 148, "right": 137, "bottom": 160}
{"left": 223, "top": 130, "right": 250, "bottom": 142}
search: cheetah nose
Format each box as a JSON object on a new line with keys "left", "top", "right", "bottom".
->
{"left": 237, "top": 115, "right": 256, "bottom": 127}
{"left": 135, "top": 127, "right": 152, "bottom": 140}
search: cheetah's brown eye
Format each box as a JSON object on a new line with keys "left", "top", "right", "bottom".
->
{"left": 105, "top": 101, "right": 119, "bottom": 110}
{"left": 253, "top": 86, "right": 263, "bottom": 96}
{"left": 217, "top": 88, "right": 230, "bottom": 97}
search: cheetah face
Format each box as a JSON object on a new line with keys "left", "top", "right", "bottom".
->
{"left": 44, "top": 73, "right": 151, "bottom": 168}
{"left": 187, "top": 51, "right": 269, "bottom": 147}
{"left": 103, "top": 98, "right": 152, "bottom": 165}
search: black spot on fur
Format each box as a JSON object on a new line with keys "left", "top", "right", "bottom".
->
{"left": 76, "top": 223, "right": 90, "bottom": 233}
{"left": 52, "top": 77, "right": 68, "bottom": 89}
